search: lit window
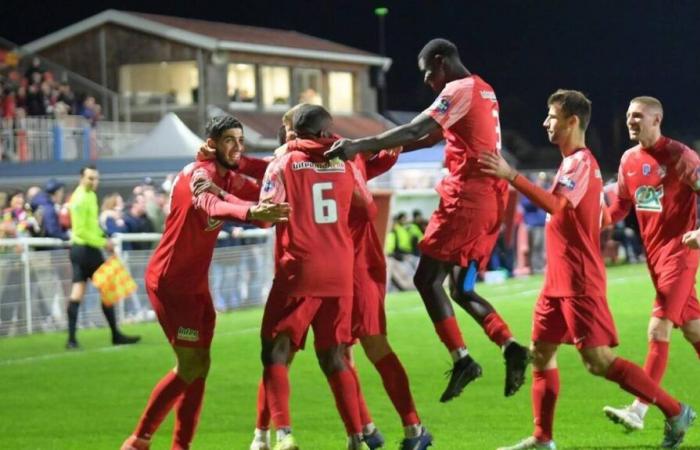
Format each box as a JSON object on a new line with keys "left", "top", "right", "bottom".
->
{"left": 119, "top": 61, "right": 199, "bottom": 106}
{"left": 261, "top": 66, "right": 290, "bottom": 110}
{"left": 328, "top": 72, "right": 353, "bottom": 113}
{"left": 294, "top": 68, "right": 323, "bottom": 105}
{"left": 227, "top": 63, "right": 256, "bottom": 104}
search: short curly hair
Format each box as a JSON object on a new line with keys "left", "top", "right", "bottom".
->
{"left": 205, "top": 115, "right": 243, "bottom": 139}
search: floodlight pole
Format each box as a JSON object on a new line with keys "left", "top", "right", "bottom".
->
{"left": 375, "top": 7, "right": 389, "bottom": 113}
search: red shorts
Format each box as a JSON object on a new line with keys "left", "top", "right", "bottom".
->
{"left": 651, "top": 268, "right": 700, "bottom": 326}
{"left": 419, "top": 197, "right": 502, "bottom": 269}
{"left": 532, "top": 295, "right": 619, "bottom": 349}
{"left": 261, "top": 283, "right": 352, "bottom": 351}
{"left": 351, "top": 268, "right": 387, "bottom": 339}
{"left": 146, "top": 283, "right": 216, "bottom": 349}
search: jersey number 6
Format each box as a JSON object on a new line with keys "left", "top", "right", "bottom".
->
{"left": 312, "top": 182, "right": 338, "bottom": 224}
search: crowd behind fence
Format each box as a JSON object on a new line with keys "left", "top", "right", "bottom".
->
{"left": 0, "top": 230, "right": 274, "bottom": 338}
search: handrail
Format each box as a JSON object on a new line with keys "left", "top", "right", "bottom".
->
{"left": 0, "top": 228, "right": 272, "bottom": 248}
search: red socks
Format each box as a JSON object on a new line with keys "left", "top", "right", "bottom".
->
{"left": 173, "top": 377, "right": 205, "bottom": 450}
{"left": 374, "top": 353, "right": 420, "bottom": 426}
{"left": 134, "top": 371, "right": 188, "bottom": 440}
{"left": 638, "top": 340, "right": 669, "bottom": 405}
{"left": 482, "top": 312, "right": 514, "bottom": 347}
{"left": 327, "top": 369, "right": 363, "bottom": 435}
{"left": 263, "top": 364, "right": 291, "bottom": 428}
{"left": 348, "top": 364, "right": 373, "bottom": 427}
{"left": 605, "top": 357, "right": 681, "bottom": 418}
{"left": 434, "top": 316, "right": 466, "bottom": 352}
{"left": 255, "top": 379, "right": 271, "bottom": 429}
{"left": 532, "top": 369, "right": 559, "bottom": 442}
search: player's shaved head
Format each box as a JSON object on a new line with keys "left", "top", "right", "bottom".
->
{"left": 547, "top": 89, "right": 592, "bottom": 131}
{"left": 206, "top": 115, "right": 243, "bottom": 139}
{"left": 630, "top": 96, "right": 663, "bottom": 119}
{"left": 292, "top": 104, "right": 333, "bottom": 138}
{"left": 418, "top": 38, "right": 459, "bottom": 63}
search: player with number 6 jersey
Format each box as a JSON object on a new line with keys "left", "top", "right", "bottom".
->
{"left": 257, "top": 104, "right": 376, "bottom": 450}
{"left": 325, "top": 38, "right": 530, "bottom": 404}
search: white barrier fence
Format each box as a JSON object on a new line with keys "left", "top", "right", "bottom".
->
{"left": 0, "top": 229, "right": 274, "bottom": 338}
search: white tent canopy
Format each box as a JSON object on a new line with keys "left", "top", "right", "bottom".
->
{"left": 120, "top": 113, "right": 202, "bottom": 158}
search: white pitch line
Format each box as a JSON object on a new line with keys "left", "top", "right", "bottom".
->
{"left": 0, "top": 345, "right": 123, "bottom": 366}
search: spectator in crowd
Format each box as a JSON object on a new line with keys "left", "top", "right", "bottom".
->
{"left": 407, "top": 209, "right": 426, "bottom": 255}
{"left": 386, "top": 212, "right": 418, "bottom": 291}
{"left": 80, "top": 96, "right": 101, "bottom": 126}
{"left": 30, "top": 178, "right": 68, "bottom": 240}
{"left": 142, "top": 184, "right": 166, "bottom": 233}
{"left": 99, "top": 192, "right": 126, "bottom": 236}
{"left": 122, "top": 194, "right": 155, "bottom": 250}
{"left": 521, "top": 172, "right": 548, "bottom": 273}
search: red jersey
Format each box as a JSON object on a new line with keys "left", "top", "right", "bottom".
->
{"left": 261, "top": 138, "right": 365, "bottom": 297}
{"left": 423, "top": 75, "right": 508, "bottom": 208}
{"left": 542, "top": 148, "right": 606, "bottom": 298}
{"left": 146, "top": 160, "right": 258, "bottom": 293}
{"left": 350, "top": 151, "right": 399, "bottom": 277}
{"left": 614, "top": 136, "right": 700, "bottom": 273}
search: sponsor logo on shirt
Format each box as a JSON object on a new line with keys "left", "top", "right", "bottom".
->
{"left": 480, "top": 90, "right": 497, "bottom": 102}
{"left": 177, "top": 327, "right": 200, "bottom": 342}
{"left": 291, "top": 160, "right": 345, "bottom": 173}
{"left": 642, "top": 163, "right": 651, "bottom": 176}
{"left": 432, "top": 97, "right": 450, "bottom": 114}
{"left": 634, "top": 185, "right": 664, "bottom": 212}
{"left": 558, "top": 176, "right": 576, "bottom": 190}
{"left": 205, "top": 217, "right": 223, "bottom": 231}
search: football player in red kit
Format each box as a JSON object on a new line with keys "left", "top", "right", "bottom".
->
{"left": 326, "top": 38, "right": 530, "bottom": 404}
{"left": 602, "top": 96, "right": 700, "bottom": 431}
{"left": 259, "top": 105, "right": 384, "bottom": 450}
{"left": 121, "top": 116, "right": 290, "bottom": 450}
{"left": 480, "top": 90, "right": 695, "bottom": 450}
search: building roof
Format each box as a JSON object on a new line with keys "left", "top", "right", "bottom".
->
{"left": 22, "top": 10, "right": 392, "bottom": 69}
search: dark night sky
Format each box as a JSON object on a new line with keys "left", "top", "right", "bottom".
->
{"left": 2, "top": 0, "right": 700, "bottom": 169}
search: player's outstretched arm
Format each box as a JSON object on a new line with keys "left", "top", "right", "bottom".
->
{"left": 479, "top": 151, "right": 568, "bottom": 215}
{"left": 325, "top": 113, "right": 440, "bottom": 161}
{"left": 682, "top": 229, "right": 700, "bottom": 249}
{"left": 248, "top": 202, "right": 290, "bottom": 223}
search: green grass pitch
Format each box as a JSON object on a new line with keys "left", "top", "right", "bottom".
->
{"left": 2, "top": 264, "right": 699, "bottom": 449}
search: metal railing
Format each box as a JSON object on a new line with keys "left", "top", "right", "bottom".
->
{"left": 0, "top": 115, "right": 155, "bottom": 161}
{"left": 0, "top": 229, "right": 274, "bottom": 337}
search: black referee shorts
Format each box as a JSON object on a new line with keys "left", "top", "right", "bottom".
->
{"left": 70, "top": 244, "right": 105, "bottom": 282}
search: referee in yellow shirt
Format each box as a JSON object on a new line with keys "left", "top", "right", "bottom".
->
{"left": 66, "top": 165, "right": 140, "bottom": 349}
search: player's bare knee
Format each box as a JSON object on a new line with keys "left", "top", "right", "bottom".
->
{"left": 579, "top": 347, "right": 614, "bottom": 377}
{"left": 531, "top": 342, "right": 557, "bottom": 369}
{"left": 261, "top": 335, "right": 291, "bottom": 366}
{"left": 647, "top": 318, "right": 673, "bottom": 342}
{"left": 316, "top": 345, "right": 346, "bottom": 376}
{"left": 360, "top": 335, "right": 392, "bottom": 363}
{"left": 681, "top": 319, "right": 700, "bottom": 343}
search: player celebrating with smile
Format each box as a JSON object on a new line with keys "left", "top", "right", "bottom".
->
{"left": 121, "top": 116, "right": 289, "bottom": 450}
{"left": 480, "top": 89, "right": 695, "bottom": 450}
{"left": 603, "top": 96, "right": 700, "bottom": 431}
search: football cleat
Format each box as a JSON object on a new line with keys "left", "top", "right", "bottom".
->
{"left": 504, "top": 342, "right": 532, "bottom": 397}
{"left": 120, "top": 435, "right": 150, "bottom": 450}
{"left": 250, "top": 428, "right": 271, "bottom": 450}
{"left": 662, "top": 403, "right": 696, "bottom": 449}
{"left": 272, "top": 434, "right": 299, "bottom": 450}
{"left": 65, "top": 340, "right": 80, "bottom": 350}
{"left": 113, "top": 333, "right": 141, "bottom": 345}
{"left": 603, "top": 404, "right": 644, "bottom": 431}
{"left": 497, "top": 436, "right": 556, "bottom": 450}
{"left": 439, "top": 354, "right": 482, "bottom": 402}
{"left": 400, "top": 426, "right": 433, "bottom": 450}
{"left": 363, "top": 428, "right": 385, "bottom": 449}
